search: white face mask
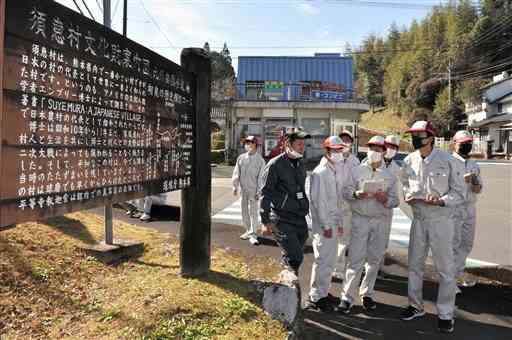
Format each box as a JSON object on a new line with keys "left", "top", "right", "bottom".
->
{"left": 385, "top": 148, "right": 397, "bottom": 159}
{"left": 330, "top": 152, "right": 344, "bottom": 163}
{"left": 343, "top": 144, "right": 352, "bottom": 155}
{"left": 244, "top": 144, "right": 253, "bottom": 152}
{"left": 367, "top": 150, "right": 382, "bottom": 164}
{"left": 287, "top": 147, "right": 303, "bottom": 159}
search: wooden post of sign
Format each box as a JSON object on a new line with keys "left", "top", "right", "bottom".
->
{"left": 180, "top": 48, "right": 211, "bottom": 277}
{"left": 0, "top": 0, "right": 5, "bottom": 229}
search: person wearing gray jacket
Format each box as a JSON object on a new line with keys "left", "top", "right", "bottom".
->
{"left": 260, "top": 129, "right": 311, "bottom": 275}
{"left": 399, "top": 121, "right": 465, "bottom": 334}
{"left": 232, "top": 136, "right": 266, "bottom": 245}
{"left": 308, "top": 136, "right": 346, "bottom": 312}
{"left": 337, "top": 138, "right": 399, "bottom": 313}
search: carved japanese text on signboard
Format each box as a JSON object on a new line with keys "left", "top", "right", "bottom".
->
{"left": 0, "top": 0, "right": 195, "bottom": 227}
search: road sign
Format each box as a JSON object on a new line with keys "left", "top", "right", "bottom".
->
{"left": 0, "top": 0, "right": 196, "bottom": 227}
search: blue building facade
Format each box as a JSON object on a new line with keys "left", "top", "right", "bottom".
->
{"left": 236, "top": 53, "right": 354, "bottom": 102}
{"left": 231, "top": 53, "right": 367, "bottom": 160}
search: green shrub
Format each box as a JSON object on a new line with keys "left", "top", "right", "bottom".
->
{"left": 212, "top": 132, "right": 225, "bottom": 149}
{"left": 211, "top": 150, "right": 225, "bottom": 164}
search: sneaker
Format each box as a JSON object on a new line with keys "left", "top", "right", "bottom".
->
{"left": 459, "top": 279, "right": 476, "bottom": 288}
{"left": 377, "top": 270, "right": 388, "bottom": 280}
{"left": 249, "top": 236, "right": 260, "bottom": 245}
{"left": 240, "top": 231, "right": 251, "bottom": 240}
{"left": 362, "top": 296, "right": 377, "bottom": 311}
{"left": 400, "top": 305, "right": 425, "bottom": 321}
{"left": 326, "top": 293, "right": 341, "bottom": 306}
{"left": 438, "top": 318, "right": 454, "bottom": 333}
{"left": 309, "top": 297, "right": 337, "bottom": 313}
{"left": 337, "top": 299, "right": 352, "bottom": 314}
{"left": 140, "top": 213, "right": 151, "bottom": 221}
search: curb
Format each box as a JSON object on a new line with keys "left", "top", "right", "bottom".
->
{"left": 385, "top": 248, "right": 512, "bottom": 286}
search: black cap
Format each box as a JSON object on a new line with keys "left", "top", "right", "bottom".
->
{"left": 285, "top": 129, "right": 311, "bottom": 140}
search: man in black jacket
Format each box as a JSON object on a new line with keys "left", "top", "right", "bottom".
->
{"left": 260, "top": 129, "right": 311, "bottom": 275}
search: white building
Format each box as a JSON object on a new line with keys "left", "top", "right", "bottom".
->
{"left": 465, "top": 72, "right": 512, "bottom": 159}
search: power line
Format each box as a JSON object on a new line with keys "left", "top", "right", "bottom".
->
{"left": 112, "top": 0, "right": 122, "bottom": 20}
{"left": 95, "top": 0, "right": 103, "bottom": 12}
{"left": 71, "top": 0, "right": 85, "bottom": 16}
{"left": 149, "top": 45, "right": 438, "bottom": 55}
{"left": 173, "top": 0, "right": 480, "bottom": 10}
{"left": 81, "top": 0, "right": 96, "bottom": 21}
{"left": 471, "top": 14, "right": 512, "bottom": 47}
{"left": 138, "top": 0, "right": 179, "bottom": 52}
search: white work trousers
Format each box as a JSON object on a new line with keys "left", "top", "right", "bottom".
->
{"left": 309, "top": 230, "right": 338, "bottom": 302}
{"left": 333, "top": 204, "right": 352, "bottom": 280}
{"left": 453, "top": 204, "right": 477, "bottom": 278}
{"left": 408, "top": 212, "right": 456, "bottom": 320}
{"left": 342, "top": 214, "right": 387, "bottom": 303}
{"left": 375, "top": 211, "right": 393, "bottom": 271}
{"left": 241, "top": 192, "right": 259, "bottom": 236}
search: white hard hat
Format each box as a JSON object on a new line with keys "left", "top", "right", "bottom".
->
{"left": 339, "top": 130, "right": 354, "bottom": 141}
{"left": 245, "top": 135, "right": 259, "bottom": 144}
{"left": 385, "top": 135, "right": 400, "bottom": 147}
{"left": 367, "top": 135, "right": 386, "bottom": 147}
{"left": 453, "top": 130, "right": 473, "bottom": 144}
{"left": 323, "top": 135, "right": 346, "bottom": 149}
{"left": 406, "top": 120, "right": 437, "bottom": 135}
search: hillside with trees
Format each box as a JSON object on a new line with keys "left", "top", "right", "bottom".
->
{"left": 356, "top": 0, "right": 512, "bottom": 137}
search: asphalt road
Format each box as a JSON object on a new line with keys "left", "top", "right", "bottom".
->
{"left": 470, "top": 162, "right": 512, "bottom": 265}
{"left": 88, "top": 163, "right": 512, "bottom": 339}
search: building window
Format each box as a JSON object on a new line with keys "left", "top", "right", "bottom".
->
{"left": 245, "top": 81, "right": 264, "bottom": 100}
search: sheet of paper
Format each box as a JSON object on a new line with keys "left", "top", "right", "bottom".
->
{"left": 361, "top": 179, "right": 387, "bottom": 194}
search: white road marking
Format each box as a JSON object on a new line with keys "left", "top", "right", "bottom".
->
{"left": 212, "top": 178, "right": 498, "bottom": 268}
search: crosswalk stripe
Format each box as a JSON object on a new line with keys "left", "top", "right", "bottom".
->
{"left": 213, "top": 180, "right": 497, "bottom": 267}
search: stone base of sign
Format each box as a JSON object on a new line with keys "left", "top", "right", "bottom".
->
{"left": 81, "top": 239, "right": 144, "bottom": 264}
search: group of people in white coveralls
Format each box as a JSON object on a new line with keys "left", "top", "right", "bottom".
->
{"left": 232, "top": 120, "right": 482, "bottom": 334}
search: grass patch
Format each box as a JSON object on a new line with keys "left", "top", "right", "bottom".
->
{"left": 0, "top": 212, "right": 286, "bottom": 339}
{"left": 360, "top": 109, "right": 410, "bottom": 135}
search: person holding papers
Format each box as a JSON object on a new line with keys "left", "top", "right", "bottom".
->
{"left": 399, "top": 121, "right": 465, "bottom": 334}
{"left": 452, "top": 130, "right": 483, "bottom": 289}
{"left": 337, "top": 136, "right": 399, "bottom": 313}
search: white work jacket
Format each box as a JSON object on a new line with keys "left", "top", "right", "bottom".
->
{"left": 309, "top": 157, "right": 343, "bottom": 232}
{"left": 401, "top": 148, "right": 465, "bottom": 210}
{"left": 452, "top": 152, "right": 483, "bottom": 205}
{"left": 343, "top": 162, "right": 399, "bottom": 217}
{"left": 232, "top": 151, "right": 266, "bottom": 197}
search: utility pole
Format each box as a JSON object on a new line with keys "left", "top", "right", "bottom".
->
{"left": 123, "top": 0, "right": 127, "bottom": 37}
{"left": 103, "top": 0, "right": 113, "bottom": 245}
{"left": 448, "top": 60, "right": 452, "bottom": 107}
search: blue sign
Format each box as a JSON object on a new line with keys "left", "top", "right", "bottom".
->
{"left": 312, "top": 90, "right": 346, "bottom": 102}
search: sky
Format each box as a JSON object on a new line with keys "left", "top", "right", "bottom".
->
{"left": 55, "top": 0, "right": 455, "bottom": 73}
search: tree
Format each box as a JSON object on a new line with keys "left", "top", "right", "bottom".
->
{"left": 220, "top": 42, "right": 232, "bottom": 65}
{"left": 203, "top": 42, "right": 210, "bottom": 53}
{"left": 343, "top": 42, "right": 352, "bottom": 57}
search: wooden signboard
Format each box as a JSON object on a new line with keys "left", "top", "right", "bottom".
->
{"left": 0, "top": 0, "right": 196, "bottom": 227}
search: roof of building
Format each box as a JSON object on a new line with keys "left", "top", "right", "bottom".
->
{"left": 471, "top": 113, "right": 512, "bottom": 128}
{"left": 237, "top": 54, "right": 353, "bottom": 89}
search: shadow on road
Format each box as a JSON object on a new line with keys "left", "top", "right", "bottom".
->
{"left": 303, "top": 305, "right": 512, "bottom": 340}
{"left": 302, "top": 273, "right": 512, "bottom": 340}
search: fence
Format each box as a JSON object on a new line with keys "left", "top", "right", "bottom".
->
{"left": 435, "top": 138, "right": 487, "bottom": 156}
